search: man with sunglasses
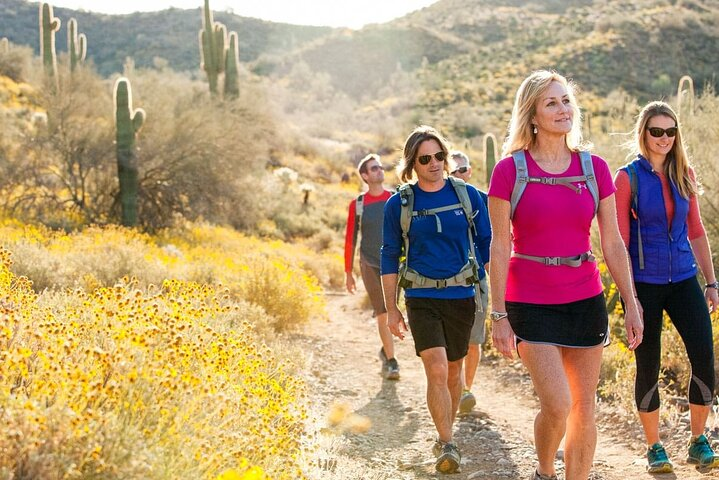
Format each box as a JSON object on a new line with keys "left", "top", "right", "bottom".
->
{"left": 381, "top": 127, "right": 491, "bottom": 474}
{"left": 344, "top": 153, "right": 400, "bottom": 380}
{"left": 448, "top": 151, "right": 490, "bottom": 416}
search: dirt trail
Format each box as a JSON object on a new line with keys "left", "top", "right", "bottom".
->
{"left": 299, "top": 288, "right": 719, "bottom": 479}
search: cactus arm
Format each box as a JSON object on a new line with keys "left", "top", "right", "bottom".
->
{"left": 224, "top": 31, "right": 239, "bottom": 98}
{"left": 114, "top": 77, "right": 145, "bottom": 227}
{"left": 39, "top": 3, "right": 60, "bottom": 78}
{"left": 68, "top": 18, "right": 87, "bottom": 72}
{"left": 484, "top": 133, "right": 497, "bottom": 188}
{"left": 200, "top": 0, "right": 221, "bottom": 95}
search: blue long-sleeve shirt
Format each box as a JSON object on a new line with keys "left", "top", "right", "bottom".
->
{"left": 381, "top": 180, "right": 491, "bottom": 299}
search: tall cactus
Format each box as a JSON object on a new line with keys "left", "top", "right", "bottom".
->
{"left": 39, "top": 2, "right": 60, "bottom": 81}
{"left": 676, "top": 75, "right": 694, "bottom": 119}
{"left": 0, "top": 37, "right": 8, "bottom": 53}
{"left": 113, "top": 77, "right": 146, "bottom": 227}
{"left": 198, "top": 0, "right": 226, "bottom": 96}
{"left": 483, "top": 133, "right": 497, "bottom": 188}
{"left": 67, "top": 18, "right": 87, "bottom": 73}
{"left": 224, "top": 31, "right": 239, "bottom": 98}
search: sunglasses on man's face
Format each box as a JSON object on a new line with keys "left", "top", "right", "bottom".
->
{"left": 452, "top": 166, "right": 468, "bottom": 174}
{"left": 417, "top": 151, "right": 447, "bottom": 165}
{"left": 368, "top": 165, "right": 383, "bottom": 172}
{"left": 647, "top": 126, "right": 678, "bottom": 138}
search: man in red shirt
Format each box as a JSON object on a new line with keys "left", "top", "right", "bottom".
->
{"left": 344, "top": 154, "right": 399, "bottom": 380}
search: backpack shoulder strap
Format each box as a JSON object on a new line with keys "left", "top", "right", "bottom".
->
{"left": 625, "top": 163, "right": 638, "bottom": 212}
{"left": 578, "top": 151, "right": 599, "bottom": 215}
{"left": 398, "top": 184, "right": 414, "bottom": 237}
{"left": 447, "top": 176, "right": 476, "bottom": 234}
{"left": 349, "top": 193, "right": 364, "bottom": 268}
{"left": 510, "top": 150, "right": 529, "bottom": 219}
{"left": 623, "top": 162, "right": 644, "bottom": 270}
{"left": 355, "top": 193, "right": 364, "bottom": 220}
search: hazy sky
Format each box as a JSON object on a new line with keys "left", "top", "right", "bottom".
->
{"left": 49, "top": 0, "right": 439, "bottom": 28}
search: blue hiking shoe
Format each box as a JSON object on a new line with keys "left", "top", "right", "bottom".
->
{"left": 646, "top": 442, "right": 673, "bottom": 473}
{"left": 687, "top": 434, "right": 719, "bottom": 468}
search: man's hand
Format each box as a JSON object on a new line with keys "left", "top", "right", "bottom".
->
{"left": 387, "top": 308, "right": 407, "bottom": 340}
{"left": 345, "top": 272, "right": 356, "bottom": 294}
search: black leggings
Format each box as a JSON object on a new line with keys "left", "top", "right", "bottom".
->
{"left": 634, "top": 277, "right": 715, "bottom": 412}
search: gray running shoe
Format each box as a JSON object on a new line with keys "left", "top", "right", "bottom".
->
{"left": 530, "top": 469, "right": 558, "bottom": 480}
{"left": 378, "top": 347, "right": 388, "bottom": 365}
{"left": 459, "top": 390, "right": 476, "bottom": 414}
{"left": 385, "top": 358, "right": 400, "bottom": 380}
{"left": 435, "top": 442, "right": 461, "bottom": 474}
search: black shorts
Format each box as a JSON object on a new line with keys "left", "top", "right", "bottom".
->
{"left": 405, "top": 297, "right": 475, "bottom": 361}
{"left": 506, "top": 293, "right": 609, "bottom": 348}
{"left": 360, "top": 260, "right": 387, "bottom": 316}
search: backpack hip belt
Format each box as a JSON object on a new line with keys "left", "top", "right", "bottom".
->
{"left": 512, "top": 250, "right": 595, "bottom": 267}
{"left": 399, "top": 260, "right": 479, "bottom": 289}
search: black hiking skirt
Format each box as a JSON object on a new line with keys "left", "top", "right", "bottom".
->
{"left": 506, "top": 293, "right": 609, "bottom": 348}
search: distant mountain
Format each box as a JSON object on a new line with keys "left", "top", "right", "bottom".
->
{"left": 0, "top": 0, "right": 333, "bottom": 76}
{"left": 2, "top": 0, "right": 718, "bottom": 108}
{"left": 264, "top": 0, "right": 719, "bottom": 104}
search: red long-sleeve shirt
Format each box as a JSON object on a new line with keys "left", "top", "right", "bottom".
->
{"left": 614, "top": 168, "right": 705, "bottom": 248}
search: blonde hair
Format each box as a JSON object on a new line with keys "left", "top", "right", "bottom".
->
{"left": 633, "top": 101, "right": 698, "bottom": 198}
{"left": 501, "top": 70, "right": 588, "bottom": 157}
{"left": 397, "top": 125, "right": 451, "bottom": 183}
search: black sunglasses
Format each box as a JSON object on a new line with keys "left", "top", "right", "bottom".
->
{"left": 647, "top": 126, "right": 678, "bottom": 138}
{"left": 417, "top": 151, "right": 447, "bottom": 165}
{"left": 452, "top": 166, "right": 468, "bottom": 174}
{"left": 368, "top": 165, "right": 384, "bottom": 172}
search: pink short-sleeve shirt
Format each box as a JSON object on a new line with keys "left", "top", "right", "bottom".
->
{"left": 488, "top": 150, "right": 616, "bottom": 304}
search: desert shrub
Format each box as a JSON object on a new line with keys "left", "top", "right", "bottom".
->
{"left": 0, "top": 251, "right": 307, "bottom": 479}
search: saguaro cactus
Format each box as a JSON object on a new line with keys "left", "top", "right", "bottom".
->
{"left": 39, "top": 2, "right": 60, "bottom": 80}
{"left": 0, "top": 37, "right": 8, "bottom": 53}
{"left": 113, "top": 77, "right": 146, "bottom": 227}
{"left": 224, "top": 31, "right": 239, "bottom": 98}
{"left": 67, "top": 18, "right": 87, "bottom": 73}
{"left": 676, "top": 75, "right": 694, "bottom": 118}
{"left": 199, "top": 0, "right": 226, "bottom": 96}
{"left": 483, "top": 132, "right": 497, "bottom": 188}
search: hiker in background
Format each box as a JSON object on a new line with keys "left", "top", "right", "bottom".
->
{"left": 615, "top": 101, "right": 719, "bottom": 473}
{"left": 449, "top": 150, "right": 489, "bottom": 415}
{"left": 488, "top": 70, "right": 642, "bottom": 480}
{"left": 344, "top": 153, "right": 399, "bottom": 380}
{"left": 381, "top": 126, "right": 491, "bottom": 474}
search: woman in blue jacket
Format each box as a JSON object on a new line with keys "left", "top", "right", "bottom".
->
{"left": 615, "top": 101, "right": 718, "bottom": 473}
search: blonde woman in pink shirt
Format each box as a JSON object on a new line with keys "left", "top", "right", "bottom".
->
{"left": 487, "top": 70, "right": 643, "bottom": 480}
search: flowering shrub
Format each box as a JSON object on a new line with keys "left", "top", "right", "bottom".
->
{"left": 0, "top": 248, "right": 307, "bottom": 479}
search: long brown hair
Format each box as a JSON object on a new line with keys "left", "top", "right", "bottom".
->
{"left": 634, "top": 101, "right": 697, "bottom": 198}
{"left": 397, "top": 125, "right": 451, "bottom": 183}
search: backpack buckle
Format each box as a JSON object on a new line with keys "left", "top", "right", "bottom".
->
{"left": 435, "top": 279, "right": 447, "bottom": 289}
{"left": 544, "top": 257, "right": 560, "bottom": 266}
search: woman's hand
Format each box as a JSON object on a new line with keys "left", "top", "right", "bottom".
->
{"left": 492, "top": 318, "right": 516, "bottom": 359}
{"left": 706, "top": 286, "right": 718, "bottom": 314}
{"left": 624, "top": 298, "right": 644, "bottom": 350}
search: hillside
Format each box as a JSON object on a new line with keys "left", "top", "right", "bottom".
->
{"left": 3, "top": 0, "right": 718, "bottom": 105}
{"left": 0, "top": 0, "right": 333, "bottom": 76}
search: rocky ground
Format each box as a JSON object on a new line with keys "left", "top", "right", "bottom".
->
{"left": 297, "top": 288, "right": 719, "bottom": 479}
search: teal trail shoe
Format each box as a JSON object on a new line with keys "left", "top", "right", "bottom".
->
{"left": 687, "top": 434, "right": 719, "bottom": 468}
{"left": 646, "top": 442, "right": 673, "bottom": 473}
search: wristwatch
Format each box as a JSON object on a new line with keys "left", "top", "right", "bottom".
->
{"left": 490, "top": 311, "right": 508, "bottom": 322}
{"left": 706, "top": 281, "right": 719, "bottom": 290}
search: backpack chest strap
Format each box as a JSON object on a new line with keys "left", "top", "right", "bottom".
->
{"left": 412, "top": 202, "right": 462, "bottom": 233}
{"left": 512, "top": 250, "right": 595, "bottom": 267}
{"left": 526, "top": 175, "right": 591, "bottom": 194}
